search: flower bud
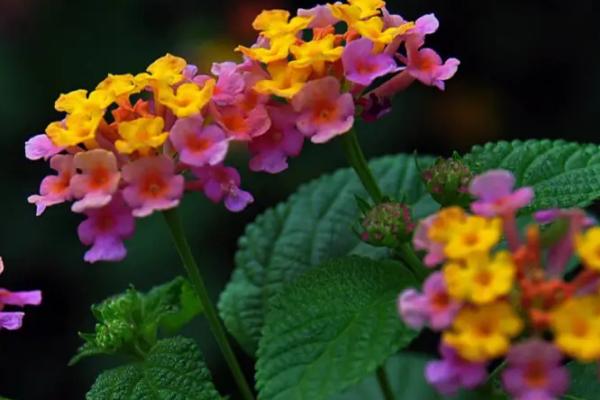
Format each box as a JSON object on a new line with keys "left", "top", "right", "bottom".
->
{"left": 361, "top": 202, "right": 414, "bottom": 248}
{"left": 422, "top": 156, "right": 473, "bottom": 207}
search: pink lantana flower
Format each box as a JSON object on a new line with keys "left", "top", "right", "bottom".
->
{"left": 426, "top": 344, "right": 488, "bottom": 396}
{"left": 192, "top": 165, "right": 254, "bottom": 212}
{"left": 70, "top": 149, "right": 121, "bottom": 213}
{"left": 402, "top": 38, "right": 460, "bottom": 91}
{"left": 342, "top": 38, "right": 400, "bottom": 87}
{"left": 248, "top": 105, "right": 304, "bottom": 174}
{"left": 212, "top": 101, "right": 271, "bottom": 141}
{"left": 122, "top": 156, "right": 185, "bottom": 217}
{"left": 470, "top": 170, "right": 534, "bottom": 217}
{"left": 0, "top": 258, "right": 42, "bottom": 330}
{"left": 502, "top": 339, "right": 569, "bottom": 400}
{"left": 25, "top": 134, "right": 63, "bottom": 161}
{"left": 413, "top": 214, "right": 446, "bottom": 267}
{"left": 292, "top": 77, "right": 355, "bottom": 144}
{"left": 77, "top": 194, "right": 135, "bottom": 263}
{"left": 211, "top": 62, "right": 245, "bottom": 106}
{"left": 170, "top": 116, "right": 229, "bottom": 167}
{"left": 28, "top": 154, "right": 75, "bottom": 216}
{"left": 298, "top": 5, "right": 338, "bottom": 28}
{"left": 398, "top": 272, "right": 460, "bottom": 330}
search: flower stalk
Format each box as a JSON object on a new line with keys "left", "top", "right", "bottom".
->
{"left": 341, "top": 128, "right": 384, "bottom": 204}
{"left": 163, "top": 208, "right": 255, "bottom": 400}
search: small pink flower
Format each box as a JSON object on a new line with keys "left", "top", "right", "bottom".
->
{"left": 192, "top": 165, "right": 254, "bottom": 212}
{"left": 403, "top": 37, "right": 460, "bottom": 90}
{"left": 212, "top": 102, "right": 271, "bottom": 141}
{"left": 342, "top": 38, "right": 400, "bottom": 87}
{"left": 28, "top": 154, "right": 75, "bottom": 216}
{"left": 413, "top": 214, "right": 446, "bottom": 267}
{"left": 292, "top": 77, "right": 355, "bottom": 144}
{"left": 122, "top": 156, "right": 184, "bottom": 217}
{"left": 298, "top": 5, "right": 338, "bottom": 28}
{"left": 248, "top": 105, "right": 304, "bottom": 174}
{"left": 25, "top": 134, "right": 63, "bottom": 161}
{"left": 0, "top": 258, "right": 42, "bottom": 330}
{"left": 170, "top": 115, "right": 229, "bottom": 167}
{"left": 470, "top": 170, "right": 534, "bottom": 217}
{"left": 398, "top": 272, "right": 460, "bottom": 330}
{"left": 210, "top": 62, "right": 246, "bottom": 106}
{"left": 426, "top": 344, "right": 488, "bottom": 396}
{"left": 502, "top": 339, "right": 568, "bottom": 400}
{"left": 77, "top": 194, "right": 135, "bottom": 263}
{"left": 70, "top": 149, "right": 121, "bottom": 213}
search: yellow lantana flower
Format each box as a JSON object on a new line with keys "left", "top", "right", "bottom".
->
{"left": 328, "top": 3, "right": 364, "bottom": 25}
{"left": 45, "top": 111, "right": 103, "bottom": 148}
{"left": 157, "top": 80, "right": 215, "bottom": 118}
{"left": 236, "top": 35, "right": 297, "bottom": 64}
{"left": 444, "top": 251, "right": 515, "bottom": 304}
{"left": 550, "top": 295, "right": 600, "bottom": 362}
{"left": 348, "top": 0, "right": 385, "bottom": 19}
{"left": 444, "top": 215, "right": 502, "bottom": 260}
{"left": 353, "top": 16, "right": 414, "bottom": 46}
{"left": 252, "top": 9, "right": 312, "bottom": 39}
{"left": 54, "top": 89, "right": 113, "bottom": 114}
{"left": 96, "top": 74, "right": 142, "bottom": 98}
{"left": 575, "top": 227, "right": 600, "bottom": 271}
{"left": 254, "top": 61, "right": 311, "bottom": 99}
{"left": 443, "top": 302, "right": 523, "bottom": 362}
{"left": 289, "top": 35, "right": 344, "bottom": 75}
{"left": 427, "top": 206, "right": 467, "bottom": 244}
{"left": 115, "top": 117, "right": 168, "bottom": 155}
{"left": 143, "top": 53, "right": 187, "bottom": 86}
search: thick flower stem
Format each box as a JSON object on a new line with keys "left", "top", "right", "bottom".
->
{"left": 376, "top": 366, "right": 396, "bottom": 400}
{"left": 163, "top": 208, "right": 255, "bottom": 400}
{"left": 341, "top": 128, "right": 384, "bottom": 204}
{"left": 397, "top": 243, "right": 428, "bottom": 283}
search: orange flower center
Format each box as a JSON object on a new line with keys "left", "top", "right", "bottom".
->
{"left": 141, "top": 171, "right": 166, "bottom": 199}
{"left": 524, "top": 361, "right": 548, "bottom": 388}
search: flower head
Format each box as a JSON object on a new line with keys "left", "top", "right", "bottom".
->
{"left": 0, "top": 258, "right": 42, "bottom": 331}
{"left": 28, "top": 154, "right": 75, "bottom": 216}
{"left": 70, "top": 149, "right": 121, "bottom": 213}
{"left": 470, "top": 170, "right": 534, "bottom": 217}
{"left": 170, "top": 116, "right": 229, "bottom": 167}
{"left": 342, "top": 38, "right": 400, "bottom": 86}
{"left": 192, "top": 165, "right": 254, "bottom": 212}
{"left": 115, "top": 116, "right": 169, "bottom": 155}
{"left": 443, "top": 215, "right": 502, "bottom": 260}
{"left": 425, "top": 344, "right": 487, "bottom": 396}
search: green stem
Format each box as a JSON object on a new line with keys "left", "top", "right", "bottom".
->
{"left": 341, "top": 128, "right": 384, "bottom": 204}
{"left": 376, "top": 366, "right": 395, "bottom": 400}
{"left": 163, "top": 209, "right": 255, "bottom": 400}
{"left": 397, "top": 243, "right": 428, "bottom": 283}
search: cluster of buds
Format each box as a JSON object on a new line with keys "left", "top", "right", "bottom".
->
{"left": 399, "top": 169, "right": 600, "bottom": 399}
{"left": 360, "top": 201, "right": 414, "bottom": 248}
{"left": 25, "top": 0, "right": 459, "bottom": 264}
{"left": 421, "top": 155, "right": 473, "bottom": 207}
{"left": 0, "top": 258, "right": 41, "bottom": 331}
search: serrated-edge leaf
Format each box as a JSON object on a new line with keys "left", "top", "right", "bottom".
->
{"left": 464, "top": 140, "right": 600, "bottom": 211}
{"left": 255, "top": 256, "right": 418, "bottom": 400}
{"left": 86, "top": 337, "right": 221, "bottom": 400}
{"left": 219, "top": 154, "right": 436, "bottom": 355}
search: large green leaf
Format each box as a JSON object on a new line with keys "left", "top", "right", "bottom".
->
{"left": 565, "top": 362, "right": 600, "bottom": 399}
{"left": 464, "top": 140, "right": 600, "bottom": 211}
{"left": 86, "top": 337, "right": 221, "bottom": 400}
{"left": 219, "top": 154, "right": 436, "bottom": 355}
{"left": 255, "top": 256, "right": 418, "bottom": 400}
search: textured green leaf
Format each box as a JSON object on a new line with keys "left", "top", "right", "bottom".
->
{"left": 565, "top": 362, "right": 600, "bottom": 399}
{"left": 219, "top": 154, "right": 436, "bottom": 355}
{"left": 86, "top": 337, "right": 221, "bottom": 400}
{"left": 71, "top": 277, "right": 201, "bottom": 364}
{"left": 255, "top": 256, "right": 418, "bottom": 400}
{"left": 464, "top": 140, "right": 600, "bottom": 211}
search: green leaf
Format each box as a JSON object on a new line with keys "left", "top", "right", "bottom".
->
{"left": 71, "top": 277, "right": 202, "bottom": 365}
{"left": 565, "top": 362, "right": 600, "bottom": 399}
{"left": 219, "top": 154, "right": 436, "bottom": 355}
{"left": 86, "top": 337, "right": 221, "bottom": 400}
{"left": 464, "top": 140, "right": 600, "bottom": 211}
{"left": 255, "top": 256, "right": 419, "bottom": 400}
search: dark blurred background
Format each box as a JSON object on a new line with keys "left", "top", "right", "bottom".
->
{"left": 0, "top": 0, "right": 598, "bottom": 398}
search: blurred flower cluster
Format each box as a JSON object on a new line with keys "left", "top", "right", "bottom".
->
{"left": 399, "top": 169, "right": 600, "bottom": 399}
{"left": 25, "top": 0, "right": 459, "bottom": 263}
{"left": 0, "top": 258, "right": 41, "bottom": 331}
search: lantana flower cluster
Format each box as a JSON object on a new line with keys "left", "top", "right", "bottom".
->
{"left": 0, "top": 258, "right": 41, "bottom": 331}
{"left": 399, "top": 169, "right": 600, "bottom": 399}
{"left": 25, "top": 0, "right": 458, "bottom": 264}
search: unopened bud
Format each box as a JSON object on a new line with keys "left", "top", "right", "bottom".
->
{"left": 422, "top": 156, "right": 473, "bottom": 207}
{"left": 361, "top": 202, "right": 414, "bottom": 248}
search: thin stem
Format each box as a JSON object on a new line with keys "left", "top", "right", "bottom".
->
{"left": 397, "top": 243, "right": 428, "bottom": 283}
{"left": 341, "top": 128, "right": 384, "bottom": 204}
{"left": 163, "top": 208, "right": 255, "bottom": 400}
{"left": 375, "top": 366, "right": 395, "bottom": 400}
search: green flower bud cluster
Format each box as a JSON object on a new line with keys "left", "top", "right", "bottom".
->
{"left": 361, "top": 202, "right": 414, "bottom": 248}
{"left": 422, "top": 156, "right": 473, "bottom": 207}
